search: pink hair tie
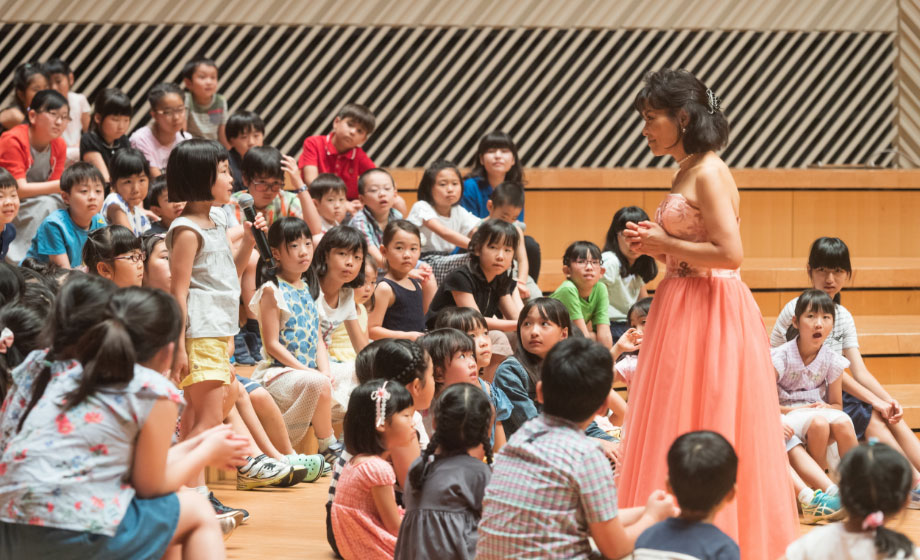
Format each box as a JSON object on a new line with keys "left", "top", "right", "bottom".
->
{"left": 371, "top": 381, "right": 391, "bottom": 428}
{"left": 0, "top": 328, "right": 13, "bottom": 354}
{"left": 861, "top": 510, "right": 884, "bottom": 530}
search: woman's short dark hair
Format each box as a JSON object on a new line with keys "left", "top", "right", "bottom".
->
{"left": 167, "top": 139, "right": 228, "bottom": 202}
{"left": 634, "top": 69, "right": 729, "bottom": 154}
{"left": 603, "top": 206, "right": 658, "bottom": 283}
{"left": 343, "top": 380, "right": 414, "bottom": 456}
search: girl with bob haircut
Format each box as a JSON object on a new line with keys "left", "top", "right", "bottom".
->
{"left": 618, "top": 68, "right": 798, "bottom": 556}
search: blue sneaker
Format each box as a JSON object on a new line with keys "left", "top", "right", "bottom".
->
{"left": 801, "top": 490, "right": 844, "bottom": 524}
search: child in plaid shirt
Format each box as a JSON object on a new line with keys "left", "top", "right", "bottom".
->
{"left": 477, "top": 337, "right": 676, "bottom": 560}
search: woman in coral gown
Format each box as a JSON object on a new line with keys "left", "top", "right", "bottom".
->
{"left": 618, "top": 69, "right": 799, "bottom": 559}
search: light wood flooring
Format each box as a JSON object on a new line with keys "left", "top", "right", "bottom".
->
{"left": 212, "top": 478, "right": 920, "bottom": 559}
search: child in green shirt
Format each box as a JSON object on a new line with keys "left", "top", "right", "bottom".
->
{"left": 550, "top": 241, "right": 613, "bottom": 349}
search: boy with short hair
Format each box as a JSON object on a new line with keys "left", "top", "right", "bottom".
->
{"left": 346, "top": 168, "right": 402, "bottom": 264}
{"left": 226, "top": 111, "right": 265, "bottom": 191}
{"left": 43, "top": 58, "right": 90, "bottom": 165}
{"left": 486, "top": 181, "right": 537, "bottom": 299}
{"left": 144, "top": 176, "right": 185, "bottom": 235}
{"left": 633, "top": 431, "right": 741, "bottom": 560}
{"left": 0, "top": 169, "right": 20, "bottom": 261}
{"left": 24, "top": 162, "right": 106, "bottom": 267}
{"left": 478, "top": 337, "right": 676, "bottom": 560}
{"left": 181, "top": 57, "right": 230, "bottom": 149}
{"left": 308, "top": 173, "right": 348, "bottom": 234}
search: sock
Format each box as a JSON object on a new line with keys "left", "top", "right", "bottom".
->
{"left": 318, "top": 435, "right": 337, "bottom": 452}
{"left": 798, "top": 487, "right": 816, "bottom": 505}
{"left": 825, "top": 484, "right": 839, "bottom": 496}
{"left": 196, "top": 485, "right": 209, "bottom": 496}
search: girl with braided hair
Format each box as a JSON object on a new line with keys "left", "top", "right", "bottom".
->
{"left": 394, "top": 383, "right": 493, "bottom": 560}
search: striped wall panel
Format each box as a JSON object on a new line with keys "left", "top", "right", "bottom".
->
{"left": 898, "top": 0, "right": 920, "bottom": 168}
{"left": 0, "top": 23, "right": 897, "bottom": 168}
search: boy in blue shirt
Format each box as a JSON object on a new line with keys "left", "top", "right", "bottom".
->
{"left": 0, "top": 168, "right": 19, "bottom": 262}
{"left": 24, "top": 162, "right": 106, "bottom": 267}
{"left": 633, "top": 431, "right": 741, "bottom": 560}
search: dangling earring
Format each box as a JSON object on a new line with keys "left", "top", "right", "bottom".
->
{"left": 681, "top": 127, "right": 686, "bottom": 134}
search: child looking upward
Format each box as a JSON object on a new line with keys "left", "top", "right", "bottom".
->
{"left": 182, "top": 57, "right": 229, "bottom": 148}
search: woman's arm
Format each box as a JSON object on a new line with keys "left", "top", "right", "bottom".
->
{"left": 423, "top": 218, "right": 471, "bottom": 250}
{"left": 371, "top": 485, "right": 403, "bottom": 535}
{"left": 626, "top": 167, "right": 743, "bottom": 270}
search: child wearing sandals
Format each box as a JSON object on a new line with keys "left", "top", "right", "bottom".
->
{"left": 331, "top": 380, "right": 417, "bottom": 560}
{"left": 395, "top": 383, "right": 494, "bottom": 560}
{"left": 248, "top": 217, "right": 342, "bottom": 473}
{"left": 0, "top": 277, "right": 249, "bottom": 557}
{"left": 368, "top": 220, "right": 437, "bottom": 341}
{"left": 773, "top": 289, "right": 859, "bottom": 472}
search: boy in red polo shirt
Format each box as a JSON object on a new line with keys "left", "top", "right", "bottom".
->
{"left": 298, "top": 103, "right": 407, "bottom": 215}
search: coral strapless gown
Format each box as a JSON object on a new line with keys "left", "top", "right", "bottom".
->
{"left": 618, "top": 194, "right": 798, "bottom": 560}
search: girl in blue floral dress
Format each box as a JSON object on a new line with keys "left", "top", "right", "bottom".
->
{"left": 0, "top": 276, "right": 249, "bottom": 558}
{"left": 250, "top": 217, "right": 341, "bottom": 468}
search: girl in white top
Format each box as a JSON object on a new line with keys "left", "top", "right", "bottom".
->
{"left": 600, "top": 206, "right": 658, "bottom": 340}
{"left": 785, "top": 442, "right": 919, "bottom": 560}
{"left": 129, "top": 83, "right": 191, "bottom": 177}
{"left": 407, "top": 160, "right": 480, "bottom": 256}
{"left": 102, "top": 148, "right": 151, "bottom": 235}
{"left": 772, "top": 289, "right": 858, "bottom": 472}
{"left": 770, "top": 237, "right": 920, "bottom": 497}
{"left": 166, "top": 139, "right": 264, "bottom": 500}
{"left": 311, "top": 225, "right": 370, "bottom": 410}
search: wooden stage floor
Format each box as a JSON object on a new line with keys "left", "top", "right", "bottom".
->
{"left": 213, "top": 478, "right": 920, "bottom": 559}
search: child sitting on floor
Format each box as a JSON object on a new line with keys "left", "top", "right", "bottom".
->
{"left": 550, "top": 240, "right": 613, "bottom": 349}
{"left": 633, "top": 430, "right": 740, "bottom": 559}
{"left": 477, "top": 337, "right": 676, "bottom": 560}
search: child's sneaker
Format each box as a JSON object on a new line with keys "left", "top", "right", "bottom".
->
{"left": 908, "top": 486, "right": 920, "bottom": 510}
{"left": 237, "top": 454, "right": 292, "bottom": 490}
{"left": 283, "top": 453, "right": 326, "bottom": 483}
{"left": 801, "top": 490, "right": 844, "bottom": 524}
{"left": 209, "top": 492, "right": 249, "bottom": 524}
{"left": 321, "top": 440, "right": 345, "bottom": 466}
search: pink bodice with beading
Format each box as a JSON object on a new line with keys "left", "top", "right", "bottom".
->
{"left": 655, "top": 193, "right": 740, "bottom": 279}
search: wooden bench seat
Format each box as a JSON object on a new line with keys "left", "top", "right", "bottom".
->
{"left": 764, "top": 315, "right": 920, "bottom": 356}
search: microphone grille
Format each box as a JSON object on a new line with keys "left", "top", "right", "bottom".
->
{"left": 237, "top": 192, "right": 254, "bottom": 209}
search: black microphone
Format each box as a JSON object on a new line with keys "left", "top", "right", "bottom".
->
{"left": 236, "top": 193, "right": 276, "bottom": 274}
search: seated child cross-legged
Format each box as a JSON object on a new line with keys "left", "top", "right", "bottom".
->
{"left": 394, "top": 383, "right": 494, "bottom": 560}
{"left": 477, "top": 337, "right": 676, "bottom": 560}
{"left": 632, "top": 431, "right": 741, "bottom": 559}
{"left": 773, "top": 289, "right": 858, "bottom": 471}
{"left": 331, "top": 380, "right": 417, "bottom": 560}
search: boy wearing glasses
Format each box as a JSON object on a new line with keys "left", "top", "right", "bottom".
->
{"left": 24, "top": 162, "right": 107, "bottom": 267}
{"left": 550, "top": 241, "right": 614, "bottom": 349}
{"left": 0, "top": 89, "right": 69, "bottom": 263}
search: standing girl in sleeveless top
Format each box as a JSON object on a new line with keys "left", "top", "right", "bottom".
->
{"left": 618, "top": 69, "right": 798, "bottom": 558}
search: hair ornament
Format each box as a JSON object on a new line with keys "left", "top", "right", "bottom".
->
{"left": 706, "top": 88, "right": 721, "bottom": 114}
{"left": 861, "top": 510, "right": 884, "bottom": 531}
{"left": 372, "top": 381, "right": 391, "bottom": 427}
{"left": 0, "top": 328, "right": 13, "bottom": 354}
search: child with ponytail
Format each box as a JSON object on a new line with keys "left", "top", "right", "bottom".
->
{"left": 395, "top": 383, "right": 493, "bottom": 560}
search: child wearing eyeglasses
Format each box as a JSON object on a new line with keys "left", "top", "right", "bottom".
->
{"left": 129, "top": 83, "right": 192, "bottom": 178}
{"left": 550, "top": 241, "right": 614, "bottom": 349}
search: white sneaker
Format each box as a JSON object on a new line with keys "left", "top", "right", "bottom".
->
{"left": 237, "top": 454, "right": 292, "bottom": 490}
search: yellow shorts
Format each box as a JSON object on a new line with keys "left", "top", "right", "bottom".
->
{"left": 180, "top": 336, "right": 233, "bottom": 388}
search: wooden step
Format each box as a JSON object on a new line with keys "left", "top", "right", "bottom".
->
{"left": 765, "top": 315, "right": 920, "bottom": 356}
{"left": 753, "top": 290, "right": 920, "bottom": 318}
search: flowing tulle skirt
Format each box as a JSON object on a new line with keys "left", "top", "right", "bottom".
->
{"left": 618, "top": 275, "right": 799, "bottom": 560}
